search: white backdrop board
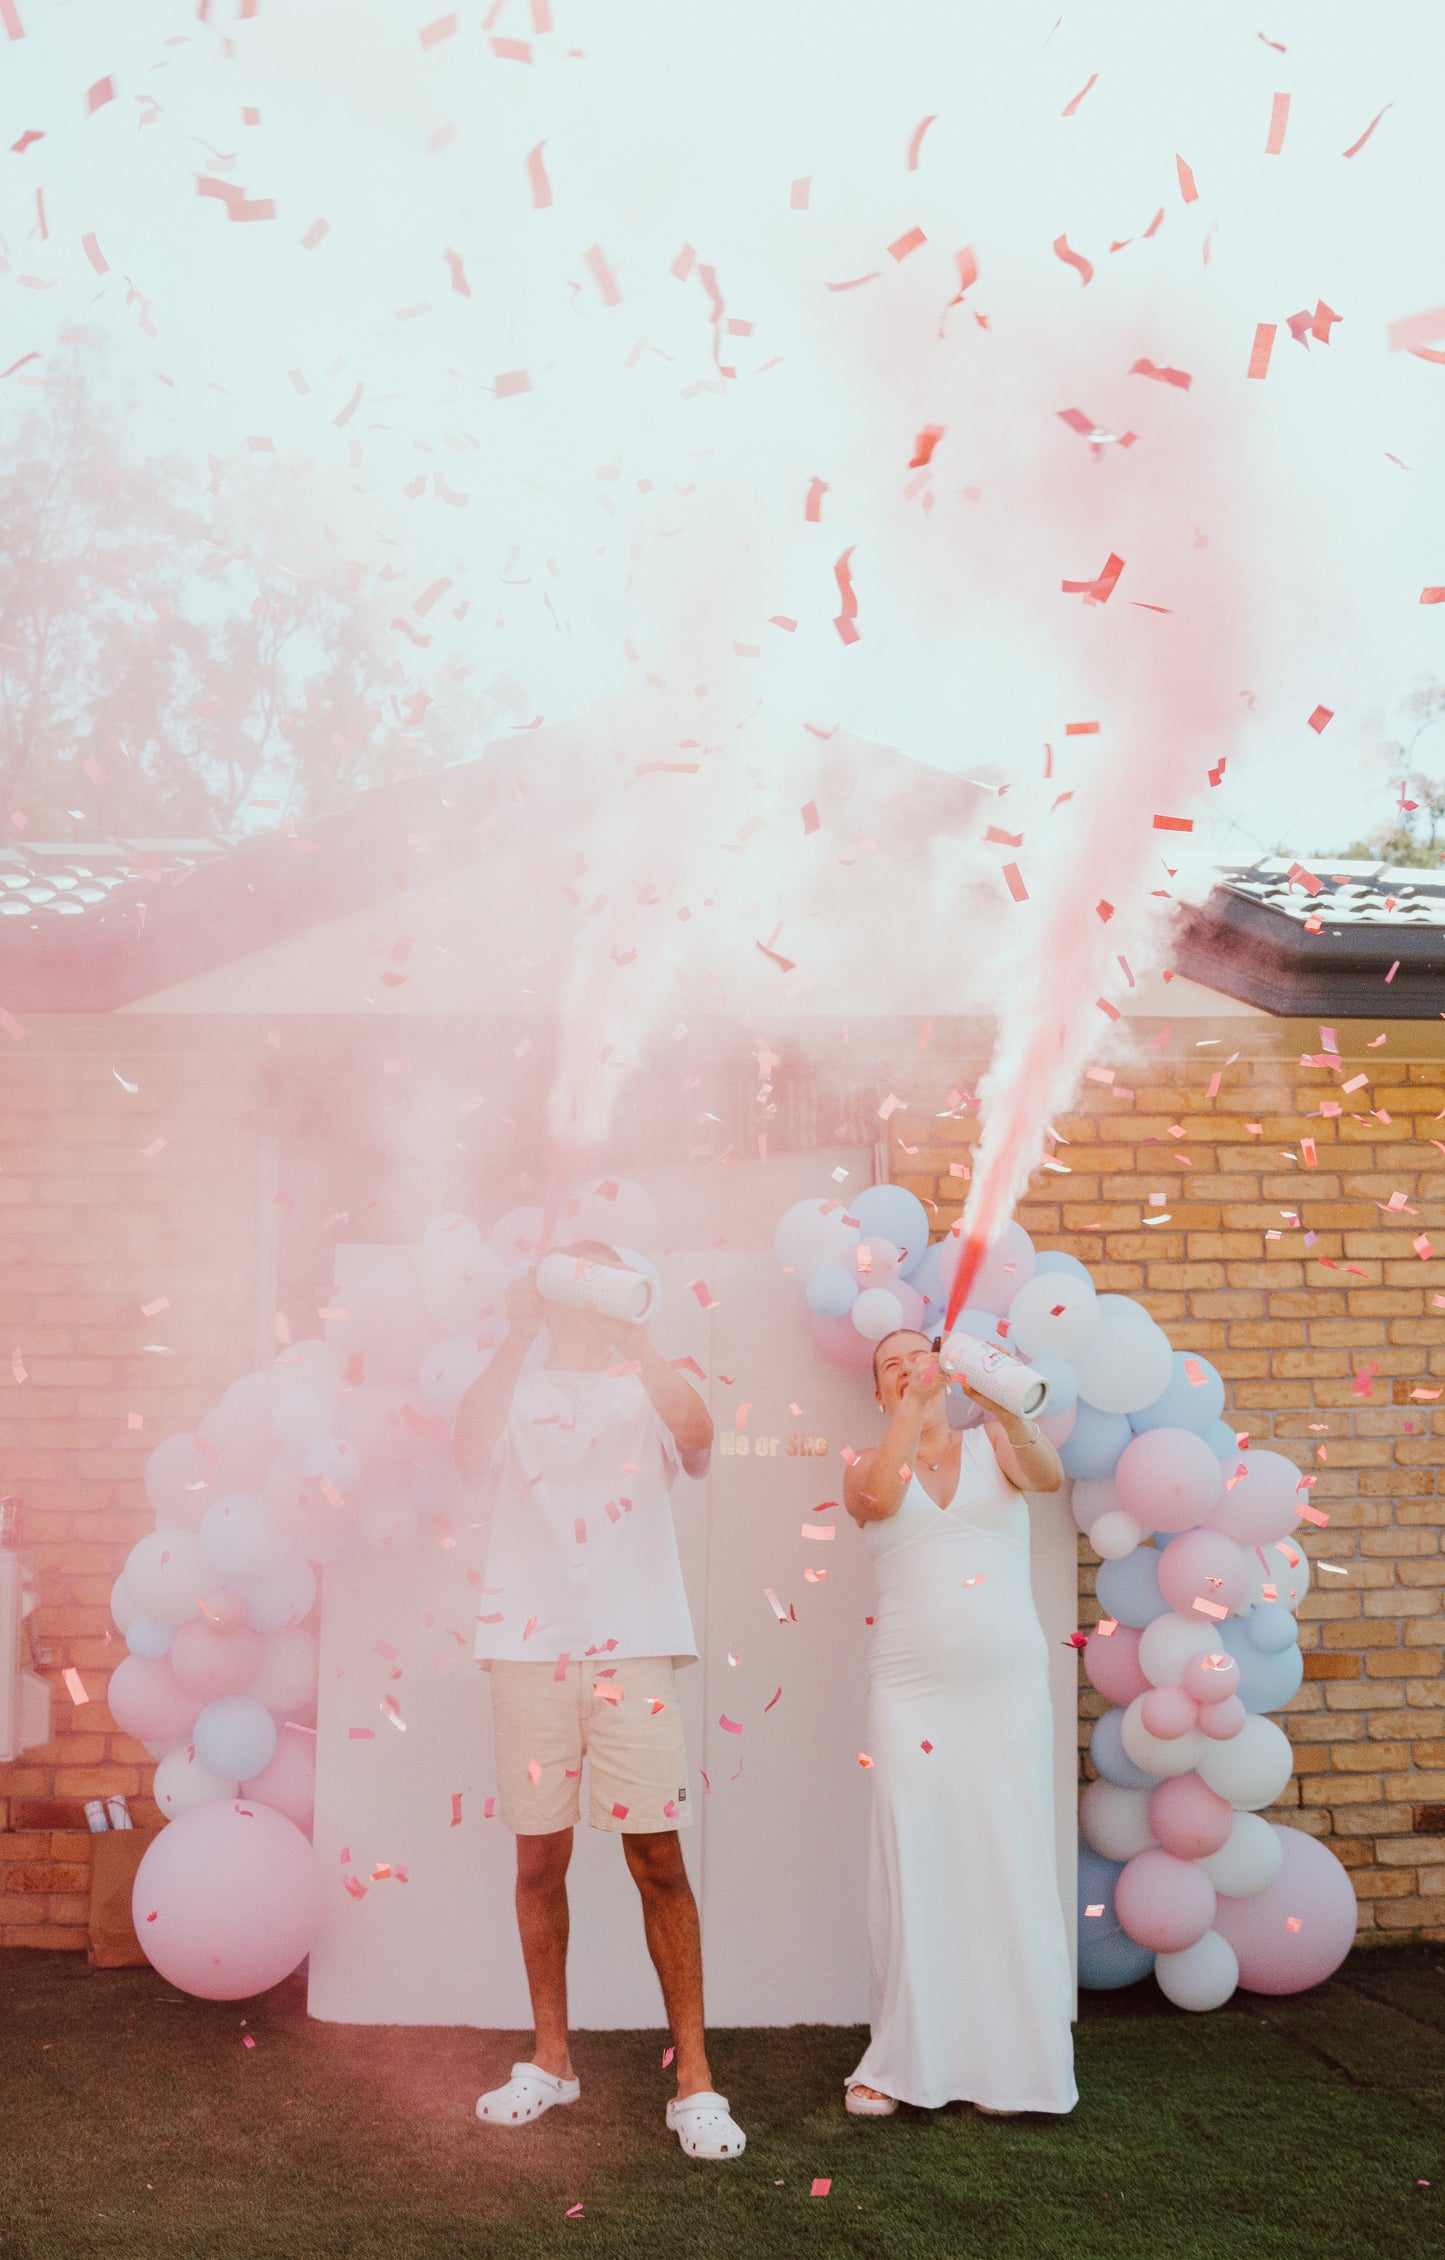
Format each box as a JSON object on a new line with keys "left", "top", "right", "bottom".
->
{"left": 307, "top": 1249, "right": 1078, "bottom": 2028}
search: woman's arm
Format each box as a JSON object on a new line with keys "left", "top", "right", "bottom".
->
{"left": 983, "top": 1409, "right": 1064, "bottom": 1494}
{"left": 845, "top": 1363, "right": 941, "bottom": 1523}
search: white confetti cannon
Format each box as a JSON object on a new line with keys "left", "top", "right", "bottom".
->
{"left": 936, "top": 1330, "right": 1051, "bottom": 1418}
{"left": 536, "top": 1251, "right": 657, "bottom": 1325}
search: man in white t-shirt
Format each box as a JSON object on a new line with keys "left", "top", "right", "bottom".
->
{"left": 453, "top": 1241, "right": 746, "bottom": 2161}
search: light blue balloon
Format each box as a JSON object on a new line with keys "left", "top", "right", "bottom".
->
{"left": 1220, "top": 1618, "right": 1303, "bottom": 1713}
{"left": 1058, "top": 1400, "right": 1133, "bottom": 1480}
{"left": 1090, "top": 1706, "right": 1158, "bottom": 1790}
{"left": 1030, "top": 1355, "right": 1078, "bottom": 1415}
{"left": 1128, "top": 1351, "right": 1226, "bottom": 1436}
{"left": 852, "top": 1184, "right": 931, "bottom": 1275}
{"left": 1034, "top": 1250, "right": 1093, "bottom": 1283}
{"left": 1077, "top": 1843, "right": 1156, "bottom": 1989}
{"left": 125, "top": 1616, "right": 173, "bottom": 1660}
{"left": 1203, "top": 1418, "right": 1240, "bottom": 1461}
{"left": 1097, "top": 1545, "right": 1168, "bottom": 1628}
{"left": 201, "top": 1493, "right": 287, "bottom": 1587}
{"left": 1243, "top": 1601, "right": 1298, "bottom": 1655}
{"left": 193, "top": 1694, "right": 278, "bottom": 1783}
{"left": 232, "top": 1555, "right": 317, "bottom": 1634}
{"left": 907, "top": 1241, "right": 945, "bottom": 1305}
{"left": 952, "top": 1307, "right": 1006, "bottom": 1348}
{"left": 805, "top": 1264, "right": 858, "bottom": 1318}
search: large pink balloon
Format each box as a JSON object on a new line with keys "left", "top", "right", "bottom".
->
{"left": 106, "top": 1655, "right": 202, "bottom": 1746}
{"left": 1157, "top": 1529, "right": 1250, "bottom": 1620}
{"left": 169, "top": 1621, "right": 263, "bottom": 1702}
{"left": 133, "top": 1798, "right": 325, "bottom": 2000}
{"left": 1197, "top": 1694, "right": 1247, "bottom": 1741}
{"left": 1140, "top": 1685, "right": 1200, "bottom": 1740}
{"left": 1115, "top": 1847, "right": 1218, "bottom": 1953}
{"left": 1206, "top": 1449, "right": 1304, "bottom": 1546}
{"left": 1083, "top": 1623, "right": 1151, "bottom": 1707}
{"left": 197, "top": 1377, "right": 277, "bottom": 1491}
{"left": 143, "top": 1434, "right": 216, "bottom": 1532}
{"left": 1212, "top": 1826, "right": 1357, "bottom": 1993}
{"left": 1149, "top": 1773, "right": 1235, "bottom": 1860}
{"left": 241, "top": 1724, "right": 316, "bottom": 1834}
{"left": 809, "top": 1308, "right": 877, "bottom": 1372}
{"left": 1181, "top": 1649, "right": 1241, "bottom": 1706}
{"left": 1115, "top": 1427, "right": 1223, "bottom": 1534}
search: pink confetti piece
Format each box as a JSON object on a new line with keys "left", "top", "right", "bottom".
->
{"left": 526, "top": 142, "right": 552, "bottom": 209}
{"left": 0, "top": 1, "right": 24, "bottom": 39}
{"left": 1414, "top": 1234, "right": 1434, "bottom": 1260}
{"left": 348, "top": 1727, "right": 375, "bottom": 1741}
{"left": 764, "top": 1687, "right": 782, "bottom": 1713}
{"left": 1193, "top": 1596, "right": 1229, "bottom": 1620}
{"left": 419, "top": 12, "right": 457, "bottom": 45}
{"left": 1176, "top": 153, "right": 1198, "bottom": 201}
{"left": 490, "top": 35, "right": 531, "bottom": 60}
{"left": 1062, "top": 72, "right": 1098, "bottom": 116}
{"left": 1308, "top": 705, "right": 1334, "bottom": 732}
{"left": 804, "top": 476, "right": 828, "bottom": 522}
{"left": 832, "top": 546, "right": 861, "bottom": 644}
{"left": 1001, "top": 862, "right": 1029, "bottom": 903}
{"left": 445, "top": 247, "right": 470, "bottom": 297}
{"left": 1153, "top": 814, "right": 1193, "bottom": 833}
{"left": 565, "top": 2202, "right": 584, "bottom": 2218}
{"left": 909, "top": 422, "right": 946, "bottom": 466}
{"left": 11, "top": 1347, "right": 26, "bottom": 1384}
{"left": 1052, "top": 232, "right": 1093, "bottom": 286}
{"left": 1387, "top": 961, "right": 1401, "bottom": 985}
{"left": 494, "top": 370, "right": 531, "bottom": 398}
{"left": 824, "top": 270, "right": 880, "bottom": 293}
{"left": 719, "top": 1715, "right": 742, "bottom": 1735}
{"left": 301, "top": 217, "right": 328, "bottom": 250}
{"left": 1062, "top": 551, "right": 1125, "bottom": 602}
{"left": 62, "top": 1667, "right": 88, "bottom": 1705}
{"left": 801, "top": 800, "right": 820, "bottom": 835}
{"left": 789, "top": 176, "right": 811, "bottom": 208}
{"left": 87, "top": 76, "right": 116, "bottom": 114}
{"left": 343, "top": 1875, "right": 367, "bottom": 1899}
{"left": 801, "top": 1524, "right": 835, "bottom": 1542}
{"left": 243, "top": 2034, "right": 256, "bottom": 2048}
{"left": 1343, "top": 101, "right": 1392, "bottom": 158}
{"left": 1286, "top": 1915, "right": 1302, "bottom": 1933}
{"left": 688, "top": 1278, "right": 717, "bottom": 1310}
{"left": 1097, "top": 1618, "right": 1118, "bottom": 1637}
{"left": 811, "top": 2179, "right": 832, "bottom": 2197}
{"left": 583, "top": 243, "right": 621, "bottom": 305}
{"left": 1130, "top": 358, "right": 1191, "bottom": 389}
{"left": 888, "top": 225, "right": 927, "bottom": 261}
{"left": 1265, "top": 91, "right": 1290, "bottom": 154}
{"left": 1247, "top": 322, "right": 1276, "bottom": 379}
{"left": 906, "top": 113, "right": 937, "bottom": 169}
{"left": 81, "top": 232, "right": 109, "bottom": 274}
{"left": 139, "top": 1297, "right": 170, "bottom": 1318}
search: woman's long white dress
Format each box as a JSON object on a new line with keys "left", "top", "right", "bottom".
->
{"left": 847, "top": 1427, "right": 1077, "bottom": 2112}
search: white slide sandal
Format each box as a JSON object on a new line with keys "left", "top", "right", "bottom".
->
{"left": 475, "top": 2062, "right": 581, "bottom": 2127}
{"left": 666, "top": 2090, "right": 747, "bottom": 2159}
{"left": 845, "top": 2083, "right": 899, "bottom": 2117}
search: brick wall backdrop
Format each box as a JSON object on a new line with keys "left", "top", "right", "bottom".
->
{"left": 4, "top": 1009, "right": 1443, "bottom": 1951}
{"left": 895, "top": 1025, "right": 1445, "bottom": 1946}
{"left": 0, "top": 1021, "right": 265, "bottom": 1948}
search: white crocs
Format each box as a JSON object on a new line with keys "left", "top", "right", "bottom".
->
{"left": 845, "top": 2083, "right": 899, "bottom": 2117}
{"left": 666, "top": 2089, "right": 747, "bottom": 2159}
{"left": 475, "top": 2062, "right": 580, "bottom": 2127}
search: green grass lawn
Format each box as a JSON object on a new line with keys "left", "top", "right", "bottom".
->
{"left": 0, "top": 1947, "right": 1440, "bottom": 2260}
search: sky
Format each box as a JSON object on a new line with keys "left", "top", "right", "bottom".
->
{"left": 4, "top": 0, "right": 1445, "bottom": 885}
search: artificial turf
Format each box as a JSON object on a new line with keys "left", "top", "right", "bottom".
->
{"left": 0, "top": 1947, "right": 1440, "bottom": 2260}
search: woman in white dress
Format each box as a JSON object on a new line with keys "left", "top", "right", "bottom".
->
{"left": 843, "top": 1329, "right": 1077, "bottom": 2118}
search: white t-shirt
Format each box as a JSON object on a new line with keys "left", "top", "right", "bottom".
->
{"left": 471, "top": 1366, "right": 699, "bottom": 1667}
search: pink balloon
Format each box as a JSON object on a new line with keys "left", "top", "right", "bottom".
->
{"left": 1140, "top": 1685, "right": 1201, "bottom": 1740}
{"left": 1212, "top": 1826, "right": 1357, "bottom": 1993}
{"left": 1115, "top": 1847, "right": 1217, "bottom": 1953}
{"left": 891, "top": 1280, "right": 927, "bottom": 1332}
{"left": 1206, "top": 1449, "right": 1303, "bottom": 1546}
{"left": 1083, "top": 1624, "right": 1151, "bottom": 1707}
{"left": 144, "top": 1433, "right": 217, "bottom": 1532}
{"left": 106, "top": 1655, "right": 202, "bottom": 1746}
{"left": 488, "top": 1204, "right": 546, "bottom": 1264}
{"left": 241, "top": 1724, "right": 316, "bottom": 1834}
{"left": 851, "top": 1236, "right": 905, "bottom": 1290}
{"left": 332, "top": 1383, "right": 435, "bottom": 1476}
{"left": 1037, "top": 1402, "right": 1077, "bottom": 1447}
{"left": 1181, "top": 1648, "right": 1241, "bottom": 1706}
{"left": 197, "top": 1377, "right": 277, "bottom": 1490}
{"left": 133, "top": 1798, "right": 325, "bottom": 2001}
{"left": 1115, "top": 1427, "right": 1224, "bottom": 1534}
{"left": 1157, "top": 1529, "right": 1250, "bottom": 1620}
{"left": 1149, "top": 1773, "right": 1235, "bottom": 1860}
{"left": 1197, "top": 1694, "right": 1247, "bottom": 1741}
{"left": 169, "top": 1620, "right": 263, "bottom": 1702}
{"left": 809, "top": 1309, "right": 878, "bottom": 1372}
{"left": 200, "top": 1588, "right": 249, "bottom": 1635}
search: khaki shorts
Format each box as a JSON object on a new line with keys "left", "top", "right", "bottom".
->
{"left": 490, "top": 1657, "right": 693, "bottom": 1835}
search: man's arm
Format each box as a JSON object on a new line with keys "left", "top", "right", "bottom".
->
{"left": 636, "top": 1339, "right": 713, "bottom": 1456}
{"left": 452, "top": 1275, "right": 543, "bottom": 1488}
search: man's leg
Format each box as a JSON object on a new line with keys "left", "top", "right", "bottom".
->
{"left": 622, "top": 1830, "right": 711, "bottom": 2098}
{"left": 515, "top": 1827, "right": 575, "bottom": 2078}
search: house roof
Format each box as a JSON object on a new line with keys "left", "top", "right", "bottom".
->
{"left": 1174, "top": 860, "right": 1445, "bottom": 1019}
{"left": 4, "top": 760, "right": 1440, "bottom": 1023}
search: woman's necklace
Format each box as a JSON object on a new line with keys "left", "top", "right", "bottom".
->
{"left": 917, "top": 1433, "right": 955, "bottom": 1472}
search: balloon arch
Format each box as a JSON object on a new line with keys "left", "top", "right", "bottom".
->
{"left": 772, "top": 1186, "right": 1358, "bottom": 2010}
